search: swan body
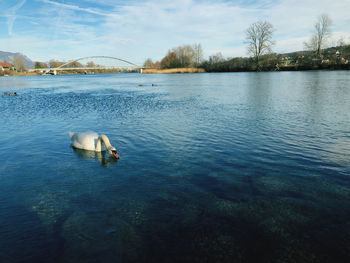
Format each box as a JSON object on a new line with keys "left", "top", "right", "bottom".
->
{"left": 68, "top": 131, "right": 119, "bottom": 158}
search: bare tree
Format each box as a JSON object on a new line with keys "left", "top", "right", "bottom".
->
{"left": 304, "top": 14, "right": 332, "bottom": 57}
{"left": 337, "top": 36, "right": 346, "bottom": 47}
{"left": 67, "top": 61, "right": 83, "bottom": 68}
{"left": 173, "top": 45, "right": 195, "bottom": 67}
{"left": 13, "top": 57, "right": 26, "bottom": 72}
{"left": 160, "top": 45, "right": 197, "bottom": 68}
{"left": 209, "top": 52, "right": 224, "bottom": 64}
{"left": 160, "top": 51, "right": 180, "bottom": 69}
{"left": 245, "top": 20, "right": 275, "bottom": 70}
{"left": 193, "top": 43, "right": 203, "bottom": 67}
{"left": 49, "top": 60, "right": 64, "bottom": 68}
{"left": 143, "top": 58, "right": 155, "bottom": 68}
{"left": 86, "top": 61, "right": 95, "bottom": 67}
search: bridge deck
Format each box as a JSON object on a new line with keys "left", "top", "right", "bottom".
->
{"left": 28, "top": 66, "right": 142, "bottom": 72}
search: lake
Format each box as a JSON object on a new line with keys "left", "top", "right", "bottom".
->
{"left": 0, "top": 71, "right": 350, "bottom": 263}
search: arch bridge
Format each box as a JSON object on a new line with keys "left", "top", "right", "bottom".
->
{"left": 28, "top": 56, "right": 144, "bottom": 74}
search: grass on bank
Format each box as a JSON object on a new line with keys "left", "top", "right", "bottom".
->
{"left": 142, "top": 68, "right": 205, "bottom": 74}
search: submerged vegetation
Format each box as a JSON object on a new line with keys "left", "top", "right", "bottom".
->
{"left": 16, "top": 172, "right": 350, "bottom": 262}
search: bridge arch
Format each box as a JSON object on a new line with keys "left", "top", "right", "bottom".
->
{"left": 56, "top": 56, "right": 141, "bottom": 69}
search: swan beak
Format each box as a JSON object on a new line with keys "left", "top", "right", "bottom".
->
{"left": 112, "top": 150, "right": 119, "bottom": 159}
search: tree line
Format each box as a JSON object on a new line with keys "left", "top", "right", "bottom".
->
{"left": 144, "top": 44, "right": 204, "bottom": 69}
{"left": 35, "top": 60, "right": 90, "bottom": 68}
{"left": 144, "top": 14, "right": 350, "bottom": 72}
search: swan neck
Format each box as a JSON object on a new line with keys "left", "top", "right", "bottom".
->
{"left": 96, "top": 134, "right": 114, "bottom": 153}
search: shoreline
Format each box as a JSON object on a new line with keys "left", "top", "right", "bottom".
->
{"left": 1, "top": 66, "right": 349, "bottom": 77}
{"left": 142, "top": 68, "right": 205, "bottom": 74}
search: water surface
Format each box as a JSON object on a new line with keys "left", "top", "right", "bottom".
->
{"left": 1, "top": 71, "right": 350, "bottom": 262}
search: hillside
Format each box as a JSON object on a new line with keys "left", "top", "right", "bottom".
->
{"left": 0, "top": 51, "right": 34, "bottom": 68}
{"left": 200, "top": 45, "right": 350, "bottom": 72}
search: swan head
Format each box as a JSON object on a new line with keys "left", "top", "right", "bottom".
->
{"left": 112, "top": 150, "right": 119, "bottom": 159}
{"left": 107, "top": 146, "right": 119, "bottom": 159}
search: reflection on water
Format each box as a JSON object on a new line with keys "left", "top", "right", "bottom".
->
{"left": 72, "top": 148, "right": 118, "bottom": 167}
{"left": 0, "top": 72, "right": 350, "bottom": 262}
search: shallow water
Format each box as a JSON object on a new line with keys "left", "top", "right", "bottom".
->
{"left": 1, "top": 71, "right": 350, "bottom": 263}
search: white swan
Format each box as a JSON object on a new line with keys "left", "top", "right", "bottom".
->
{"left": 68, "top": 131, "right": 119, "bottom": 159}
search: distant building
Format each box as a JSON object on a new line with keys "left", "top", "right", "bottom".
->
{"left": 0, "top": 62, "right": 13, "bottom": 71}
{"left": 280, "top": 57, "right": 294, "bottom": 66}
{"left": 281, "top": 56, "right": 292, "bottom": 61}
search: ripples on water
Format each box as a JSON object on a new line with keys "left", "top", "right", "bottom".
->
{"left": 0, "top": 72, "right": 350, "bottom": 262}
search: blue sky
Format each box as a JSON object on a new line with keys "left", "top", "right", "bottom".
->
{"left": 0, "top": 0, "right": 349, "bottom": 65}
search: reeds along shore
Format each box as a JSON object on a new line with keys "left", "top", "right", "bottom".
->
{"left": 142, "top": 68, "right": 205, "bottom": 74}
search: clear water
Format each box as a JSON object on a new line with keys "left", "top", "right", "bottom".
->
{"left": 0, "top": 71, "right": 350, "bottom": 263}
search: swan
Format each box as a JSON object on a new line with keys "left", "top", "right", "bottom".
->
{"left": 68, "top": 131, "right": 119, "bottom": 159}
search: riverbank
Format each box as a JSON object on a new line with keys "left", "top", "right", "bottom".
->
{"left": 2, "top": 66, "right": 349, "bottom": 77}
{"left": 0, "top": 71, "right": 134, "bottom": 77}
{"left": 0, "top": 71, "right": 40, "bottom": 76}
{"left": 142, "top": 68, "right": 205, "bottom": 74}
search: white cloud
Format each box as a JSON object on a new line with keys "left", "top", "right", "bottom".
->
{"left": 98, "top": 0, "right": 350, "bottom": 61}
{"left": 39, "top": 0, "right": 109, "bottom": 16}
{"left": 6, "top": 0, "right": 26, "bottom": 35}
{"left": 2, "top": 0, "right": 350, "bottom": 63}
{"left": 100, "top": 0, "right": 260, "bottom": 61}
